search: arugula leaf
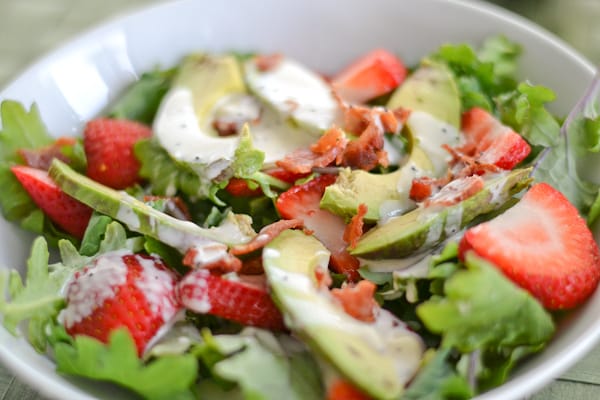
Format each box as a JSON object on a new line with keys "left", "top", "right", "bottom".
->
{"left": 431, "top": 35, "right": 520, "bottom": 112}
{"left": 108, "top": 68, "right": 176, "bottom": 125}
{"left": 403, "top": 348, "right": 472, "bottom": 400}
{"left": 53, "top": 328, "right": 197, "bottom": 400}
{"left": 417, "top": 253, "right": 554, "bottom": 352}
{"left": 0, "top": 237, "right": 70, "bottom": 351}
{"left": 497, "top": 82, "right": 561, "bottom": 148}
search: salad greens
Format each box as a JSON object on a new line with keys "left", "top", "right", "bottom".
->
{"left": 1, "top": 35, "right": 600, "bottom": 400}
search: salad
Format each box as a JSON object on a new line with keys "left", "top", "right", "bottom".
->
{"left": 1, "top": 35, "right": 600, "bottom": 400}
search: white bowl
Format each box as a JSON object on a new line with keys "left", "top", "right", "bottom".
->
{"left": 0, "top": 0, "right": 597, "bottom": 399}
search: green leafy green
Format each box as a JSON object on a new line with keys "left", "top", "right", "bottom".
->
{"left": 497, "top": 82, "right": 561, "bottom": 148}
{"left": 0, "top": 101, "right": 74, "bottom": 244}
{"left": 108, "top": 68, "right": 176, "bottom": 125}
{"left": 403, "top": 349, "right": 472, "bottom": 400}
{"left": 230, "top": 125, "right": 289, "bottom": 198}
{"left": 135, "top": 138, "right": 214, "bottom": 200}
{"left": 0, "top": 237, "right": 70, "bottom": 351}
{"left": 194, "top": 329, "right": 323, "bottom": 400}
{"left": 417, "top": 253, "right": 554, "bottom": 352}
{"left": 431, "top": 35, "right": 520, "bottom": 112}
{"left": 53, "top": 328, "right": 197, "bottom": 400}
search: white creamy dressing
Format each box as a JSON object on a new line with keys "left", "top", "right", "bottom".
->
{"left": 153, "top": 87, "right": 327, "bottom": 176}
{"left": 244, "top": 57, "right": 340, "bottom": 133}
{"left": 153, "top": 87, "right": 238, "bottom": 180}
{"left": 406, "top": 110, "right": 460, "bottom": 176}
{"left": 360, "top": 252, "right": 431, "bottom": 276}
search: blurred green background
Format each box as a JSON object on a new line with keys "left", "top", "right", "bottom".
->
{"left": 0, "top": 0, "right": 598, "bottom": 88}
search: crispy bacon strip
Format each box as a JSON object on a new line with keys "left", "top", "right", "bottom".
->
{"left": 341, "top": 121, "right": 386, "bottom": 170}
{"left": 331, "top": 280, "right": 379, "bottom": 322}
{"left": 277, "top": 127, "right": 348, "bottom": 173}
{"left": 230, "top": 218, "right": 304, "bottom": 256}
{"left": 343, "top": 204, "right": 368, "bottom": 250}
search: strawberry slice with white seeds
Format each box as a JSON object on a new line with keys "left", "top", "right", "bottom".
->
{"left": 276, "top": 174, "right": 361, "bottom": 281}
{"left": 178, "top": 269, "right": 285, "bottom": 331}
{"left": 60, "top": 251, "right": 181, "bottom": 356}
{"left": 11, "top": 165, "right": 93, "bottom": 238}
{"left": 459, "top": 183, "right": 600, "bottom": 310}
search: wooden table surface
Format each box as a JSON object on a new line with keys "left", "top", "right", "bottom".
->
{"left": 1, "top": 0, "right": 600, "bottom": 399}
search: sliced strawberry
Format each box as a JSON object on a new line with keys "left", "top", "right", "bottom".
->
{"left": 460, "top": 107, "right": 531, "bottom": 170}
{"left": 178, "top": 269, "right": 285, "bottom": 330}
{"left": 17, "top": 137, "right": 77, "bottom": 170}
{"left": 83, "top": 118, "right": 152, "bottom": 189}
{"left": 276, "top": 174, "right": 360, "bottom": 281}
{"left": 327, "top": 378, "right": 373, "bottom": 400}
{"left": 332, "top": 49, "right": 407, "bottom": 104}
{"left": 264, "top": 167, "right": 310, "bottom": 184}
{"left": 61, "top": 251, "right": 181, "bottom": 356}
{"left": 331, "top": 280, "right": 378, "bottom": 322}
{"left": 459, "top": 183, "right": 600, "bottom": 310}
{"left": 11, "top": 165, "right": 92, "bottom": 238}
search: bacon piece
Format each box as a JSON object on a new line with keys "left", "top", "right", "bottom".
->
{"left": 343, "top": 204, "right": 368, "bottom": 250}
{"left": 277, "top": 127, "right": 348, "bottom": 173}
{"left": 424, "top": 175, "right": 485, "bottom": 208}
{"left": 341, "top": 121, "right": 386, "bottom": 171}
{"left": 443, "top": 144, "right": 502, "bottom": 177}
{"left": 254, "top": 53, "right": 283, "bottom": 72}
{"left": 331, "top": 280, "right": 379, "bottom": 322}
{"left": 230, "top": 219, "right": 304, "bottom": 256}
{"left": 409, "top": 174, "right": 453, "bottom": 203}
{"left": 18, "top": 137, "right": 76, "bottom": 170}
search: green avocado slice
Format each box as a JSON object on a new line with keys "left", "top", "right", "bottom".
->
{"left": 263, "top": 229, "right": 424, "bottom": 400}
{"left": 387, "top": 60, "right": 461, "bottom": 128}
{"left": 352, "top": 168, "right": 532, "bottom": 259}
{"left": 48, "top": 159, "right": 255, "bottom": 253}
{"left": 320, "top": 146, "right": 433, "bottom": 222}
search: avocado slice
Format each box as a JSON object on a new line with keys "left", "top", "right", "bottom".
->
{"left": 386, "top": 60, "right": 461, "bottom": 128}
{"left": 320, "top": 146, "right": 433, "bottom": 222}
{"left": 352, "top": 169, "right": 532, "bottom": 259}
{"left": 244, "top": 56, "right": 340, "bottom": 134}
{"left": 48, "top": 159, "right": 255, "bottom": 254}
{"left": 263, "top": 229, "right": 423, "bottom": 399}
{"left": 153, "top": 54, "right": 248, "bottom": 180}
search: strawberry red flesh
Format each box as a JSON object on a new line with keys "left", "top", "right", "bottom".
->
{"left": 276, "top": 174, "right": 360, "bottom": 280}
{"left": 459, "top": 183, "right": 600, "bottom": 310}
{"left": 61, "top": 252, "right": 181, "bottom": 356}
{"left": 332, "top": 49, "right": 407, "bottom": 104}
{"left": 460, "top": 107, "right": 531, "bottom": 170}
{"left": 84, "top": 118, "right": 152, "bottom": 189}
{"left": 11, "top": 165, "right": 92, "bottom": 238}
{"left": 178, "top": 269, "right": 285, "bottom": 331}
